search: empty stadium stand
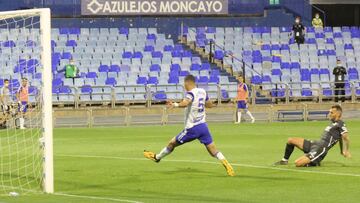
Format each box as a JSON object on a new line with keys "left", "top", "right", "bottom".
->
{"left": 0, "top": 27, "right": 236, "bottom": 106}
{"left": 184, "top": 26, "right": 360, "bottom": 101}
{"left": 2, "top": 25, "right": 360, "bottom": 107}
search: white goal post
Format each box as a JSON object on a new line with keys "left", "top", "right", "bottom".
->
{"left": 0, "top": 8, "right": 53, "bottom": 194}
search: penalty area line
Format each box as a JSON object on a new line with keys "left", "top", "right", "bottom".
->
{"left": 52, "top": 192, "right": 144, "bottom": 203}
{"left": 57, "top": 154, "right": 360, "bottom": 178}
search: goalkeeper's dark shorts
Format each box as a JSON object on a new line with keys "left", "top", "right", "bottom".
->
{"left": 303, "top": 139, "right": 327, "bottom": 164}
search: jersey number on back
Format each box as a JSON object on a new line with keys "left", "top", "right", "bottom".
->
{"left": 198, "top": 98, "right": 205, "bottom": 113}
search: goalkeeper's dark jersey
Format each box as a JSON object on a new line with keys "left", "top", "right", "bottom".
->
{"left": 318, "top": 120, "right": 348, "bottom": 151}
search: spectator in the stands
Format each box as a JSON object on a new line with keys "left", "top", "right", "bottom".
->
{"left": 292, "top": 16, "right": 305, "bottom": 45}
{"left": 59, "top": 58, "right": 79, "bottom": 78}
{"left": 333, "top": 59, "right": 347, "bottom": 103}
{"left": 312, "top": 13, "right": 323, "bottom": 28}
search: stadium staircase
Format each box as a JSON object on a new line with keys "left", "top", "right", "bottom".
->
{"left": 180, "top": 34, "right": 272, "bottom": 104}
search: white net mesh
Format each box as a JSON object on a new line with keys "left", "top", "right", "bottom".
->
{"left": 0, "top": 13, "right": 44, "bottom": 195}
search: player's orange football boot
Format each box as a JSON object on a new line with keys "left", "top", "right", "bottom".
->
{"left": 143, "top": 150, "right": 160, "bottom": 163}
{"left": 221, "top": 159, "right": 235, "bottom": 176}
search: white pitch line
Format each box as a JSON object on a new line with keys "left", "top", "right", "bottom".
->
{"left": 53, "top": 192, "right": 143, "bottom": 203}
{"left": 0, "top": 184, "right": 142, "bottom": 203}
{"left": 57, "top": 154, "right": 360, "bottom": 178}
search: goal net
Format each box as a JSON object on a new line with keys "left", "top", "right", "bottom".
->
{"left": 0, "top": 9, "right": 53, "bottom": 195}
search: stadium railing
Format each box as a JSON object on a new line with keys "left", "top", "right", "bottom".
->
{"left": 49, "top": 102, "right": 360, "bottom": 127}
{"left": 48, "top": 80, "right": 360, "bottom": 108}
{"left": 250, "top": 81, "right": 360, "bottom": 104}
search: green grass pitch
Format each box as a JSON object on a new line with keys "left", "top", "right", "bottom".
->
{"left": 2, "top": 120, "right": 360, "bottom": 203}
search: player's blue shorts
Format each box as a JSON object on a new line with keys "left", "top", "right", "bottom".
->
{"left": 175, "top": 123, "right": 213, "bottom": 146}
{"left": 18, "top": 101, "right": 28, "bottom": 113}
{"left": 237, "top": 101, "right": 247, "bottom": 109}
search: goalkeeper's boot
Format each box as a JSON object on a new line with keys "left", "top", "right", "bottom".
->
{"left": 273, "top": 160, "right": 288, "bottom": 166}
{"left": 221, "top": 159, "right": 235, "bottom": 176}
{"left": 143, "top": 150, "right": 160, "bottom": 163}
{"left": 305, "top": 162, "right": 320, "bottom": 167}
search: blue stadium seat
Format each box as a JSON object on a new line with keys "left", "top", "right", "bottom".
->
{"left": 333, "top": 32, "right": 342, "bottom": 38}
{"left": 251, "top": 75, "right": 262, "bottom": 84}
{"left": 62, "top": 52, "right": 72, "bottom": 59}
{"left": 190, "top": 64, "right": 201, "bottom": 71}
{"left": 152, "top": 51, "right": 163, "bottom": 58}
{"left": 81, "top": 85, "right": 92, "bottom": 94}
{"left": 153, "top": 91, "right": 167, "bottom": 101}
{"left": 105, "top": 77, "right": 117, "bottom": 86}
{"left": 66, "top": 40, "right": 77, "bottom": 47}
{"left": 133, "top": 52, "right": 143, "bottom": 59}
{"left": 119, "top": 27, "right": 129, "bottom": 35}
{"left": 109, "top": 65, "right": 120, "bottom": 73}
{"left": 144, "top": 45, "right": 154, "bottom": 52}
{"left": 164, "top": 45, "right": 173, "bottom": 52}
{"left": 301, "top": 89, "right": 313, "bottom": 97}
{"left": 170, "top": 64, "right": 181, "bottom": 72}
{"left": 99, "top": 65, "right": 109, "bottom": 72}
{"left": 122, "top": 51, "right": 133, "bottom": 58}
{"left": 198, "top": 76, "right": 209, "bottom": 84}
{"left": 150, "top": 64, "right": 161, "bottom": 72}
{"left": 59, "top": 86, "right": 72, "bottom": 94}
{"left": 137, "top": 77, "right": 147, "bottom": 85}
{"left": 3, "top": 40, "right": 16, "bottom": 47}
{"left": 147, "top": 77, "right": 158, "bottom": 85}
{"left": 52, "top": 78, "right": 63, "bottom": 87}
{"left": 179, "top": 71, "right": 190, "bottom": 77}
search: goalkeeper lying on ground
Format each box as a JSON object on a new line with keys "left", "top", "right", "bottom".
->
{"left": 274, "top": 104, "right": 351, "bottom": 167}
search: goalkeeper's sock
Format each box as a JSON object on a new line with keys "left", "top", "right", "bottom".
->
{"left": 156, "top": 147, "right": 172, "bottom": 160}
{"left": 19, "top": 118, "right": 25, "bottom": 129}
{"left": 215, "top": 152, "right": 226, "bottom": 160}
{"left": 283, "top": 143, "right": 295, "bottom": 160}
{"left": 237, "top": 112, "right": 242, "bottom": 123}
{"left": 246, "top": 111, "right": 255, "bottom": 121}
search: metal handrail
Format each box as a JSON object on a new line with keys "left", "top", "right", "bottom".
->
{"left": 252, "top": 80, "right": 359, "bottom": 104}
{"left": 184, "top": 25, "right": 261, "bottom": 79}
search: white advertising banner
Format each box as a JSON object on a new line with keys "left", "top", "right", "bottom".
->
{"left": 81, "top": 0, "right": 228, "bottom": 15}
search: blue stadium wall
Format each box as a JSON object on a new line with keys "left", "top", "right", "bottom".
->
{"left": 0, "top": 0, "right": 312, "bottom": 38}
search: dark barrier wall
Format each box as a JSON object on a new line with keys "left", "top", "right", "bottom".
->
{"left": 313, "top": 4, "right": 360, "bottom": 26}
{"left": 1, "top": 0, "right": 310, "bottom": 18}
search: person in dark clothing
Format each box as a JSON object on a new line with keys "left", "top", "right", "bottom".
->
{"left": 333, "top": 60, "right": 347, "bottom": 102}
{"left": 273, "top": 105, "right": 351, "bottom": 167}
{"left": 292, "top": 16, "right": 305, "bottom": 45}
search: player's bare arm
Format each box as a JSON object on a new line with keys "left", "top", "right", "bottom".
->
{"left": 341, "top": 133, "right": 351, "bottom": 158}
{"left": 166, "top": 98, "right": 191, "bottom": 109}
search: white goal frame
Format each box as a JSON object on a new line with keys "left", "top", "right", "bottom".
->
{"left": 0, "top": 8, "right": 54, "bottom": 193}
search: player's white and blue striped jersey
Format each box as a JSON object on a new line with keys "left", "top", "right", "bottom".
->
{"left": 184, "top": 88, "right": 209, "bottom": 129}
